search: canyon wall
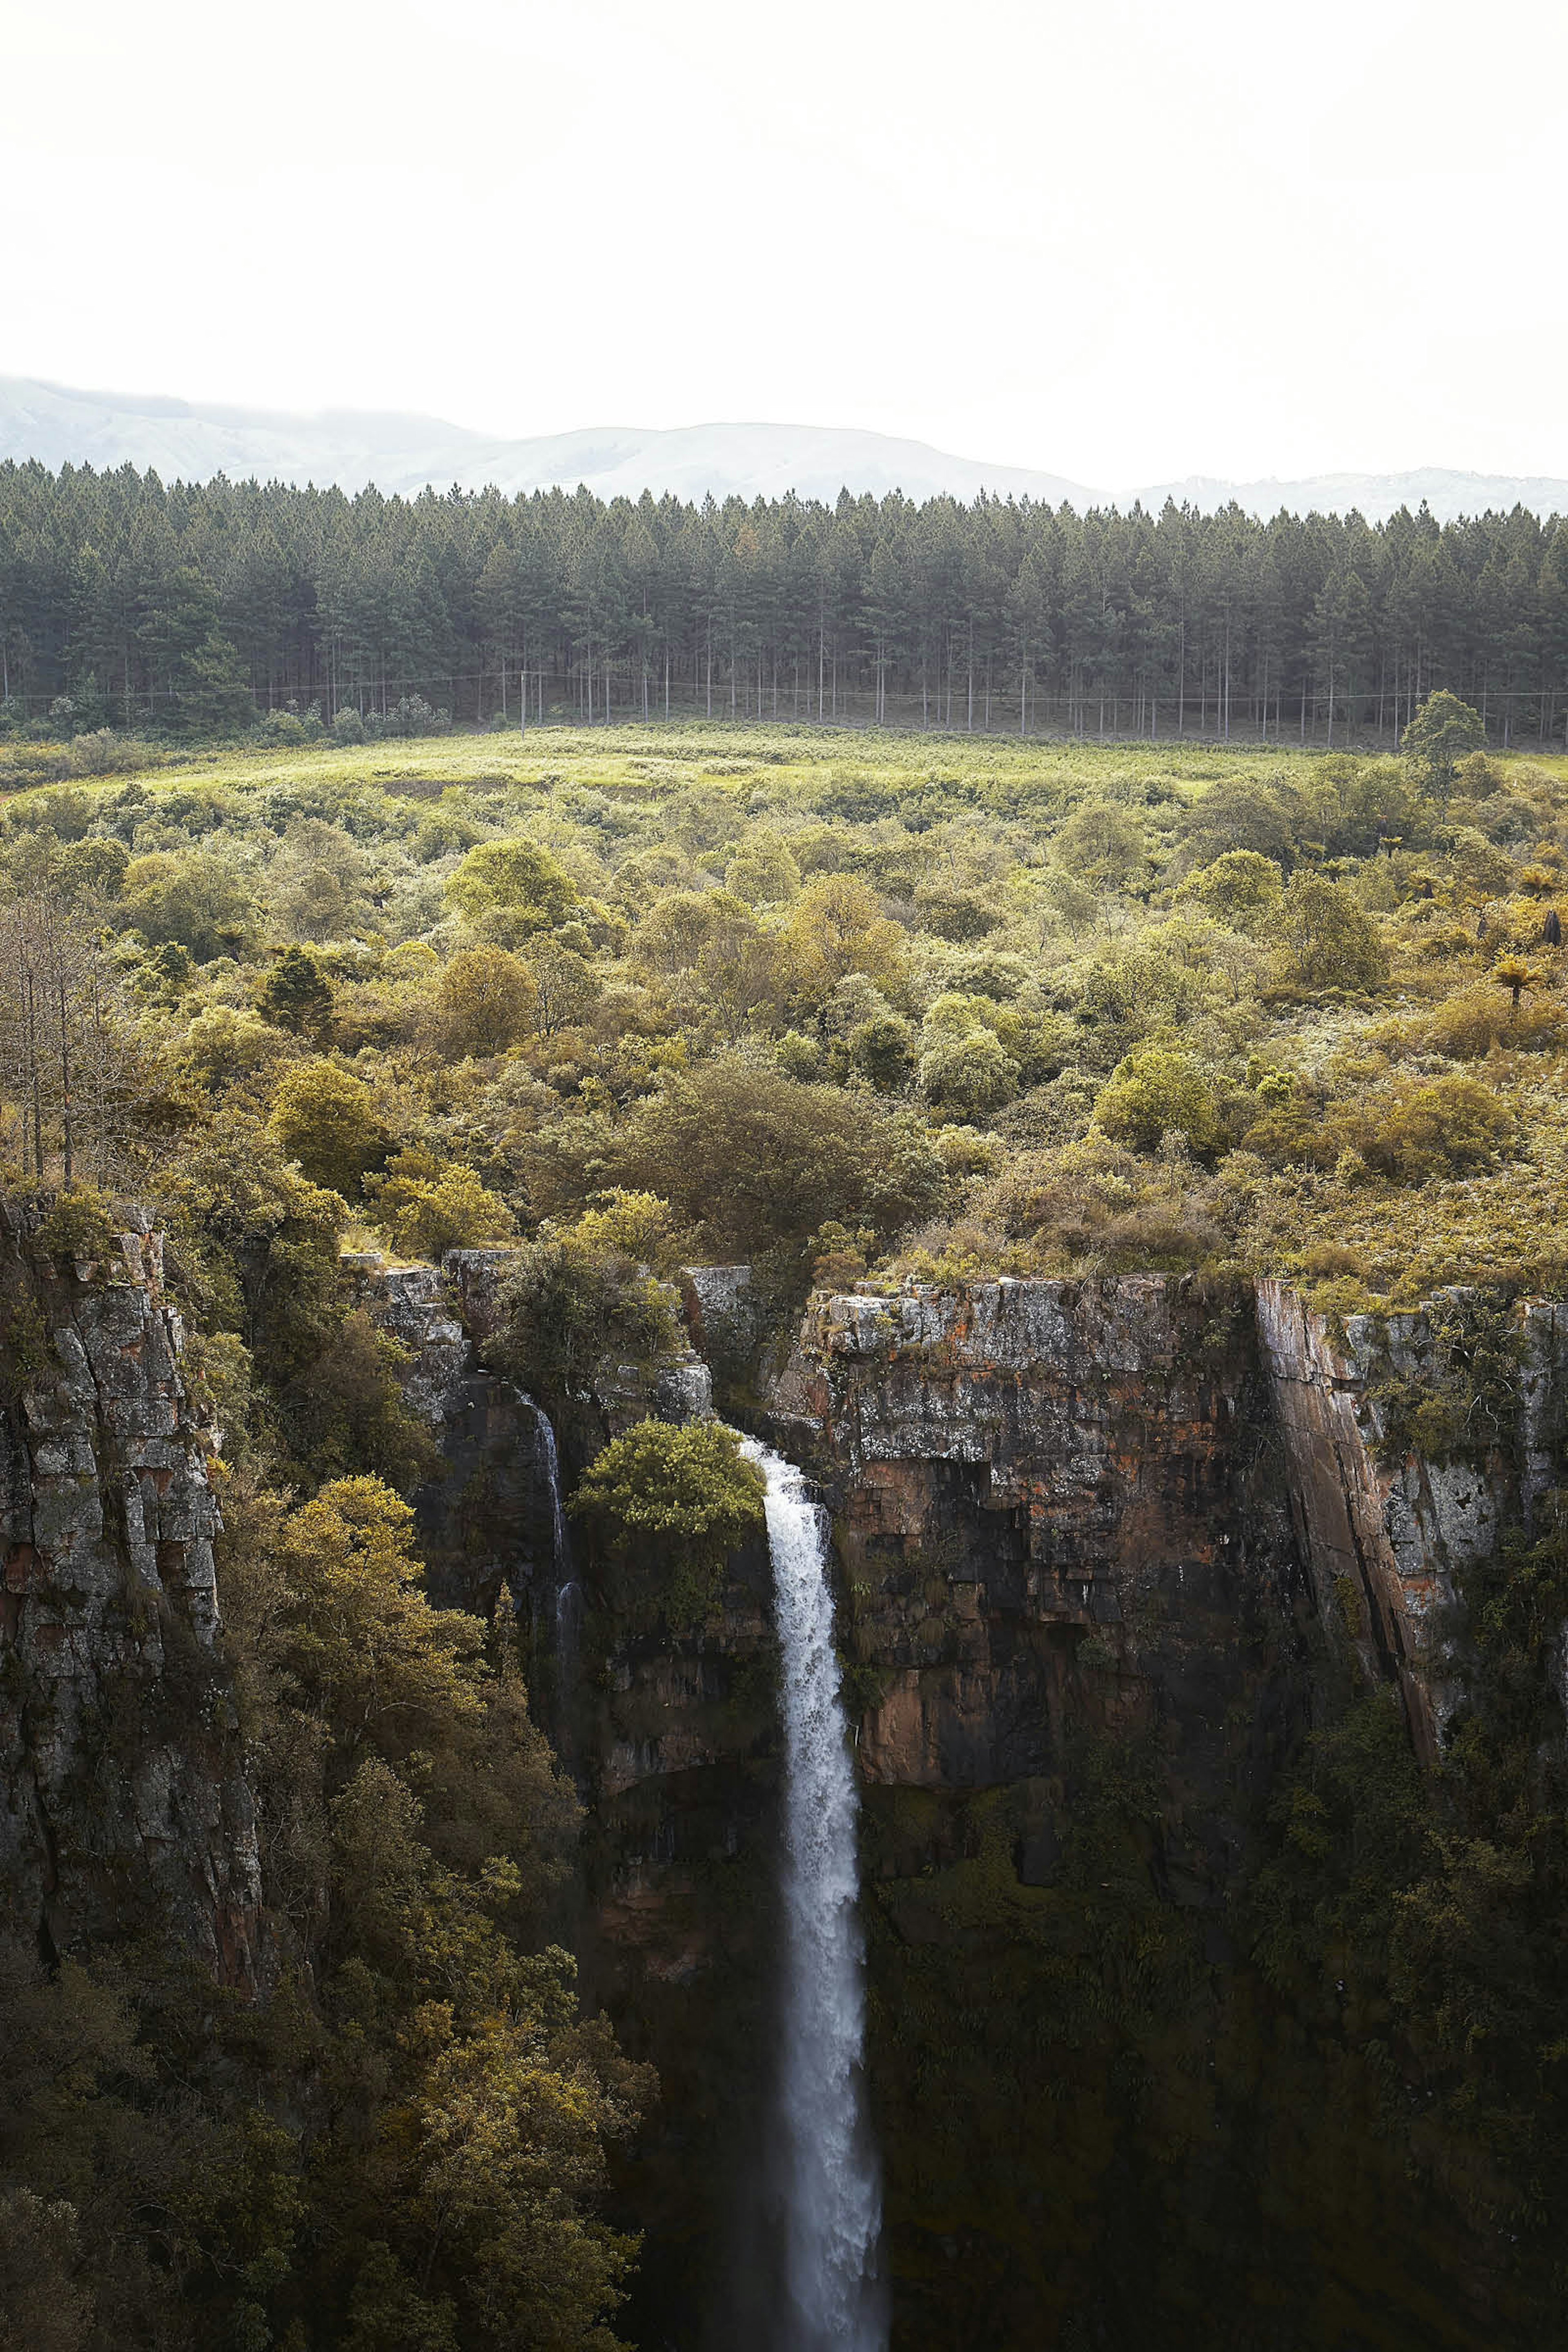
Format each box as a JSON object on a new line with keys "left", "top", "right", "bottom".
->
{"left": 347, "top": 1249, "right": 1567, "bottom": 2345}
{"left": 0, "top": 1206, "right": 259, "bottom": 1985}
{"left": 11, "top": 1223, "right": 1558, "bottom": 2344}
{"left": 1255, "top": 1280, "right": 1568, "bottom": 1756}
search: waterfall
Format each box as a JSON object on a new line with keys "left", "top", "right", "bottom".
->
{"left": 526, "top": 1398, "right": 580, "bottom": 1753}
{"left": 743, "top": 1439, "right": 886, "bottom": 2352}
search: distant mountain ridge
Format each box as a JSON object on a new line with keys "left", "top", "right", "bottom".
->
{"left": 3, "top": 375, "right": 1565, "bottom": 524}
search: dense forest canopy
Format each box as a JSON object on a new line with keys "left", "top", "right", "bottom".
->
{"left": 5, "top": 462, "right": 1568, "bottom": 746}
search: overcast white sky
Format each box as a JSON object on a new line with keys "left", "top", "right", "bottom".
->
{"left": 3, "top": 0, "right": 1562, "bottom": 486}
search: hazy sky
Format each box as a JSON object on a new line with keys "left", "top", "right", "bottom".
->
{"left": 4, "top": 0, "right": 1562, "bottom": 486}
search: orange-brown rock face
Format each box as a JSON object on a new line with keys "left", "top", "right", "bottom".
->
{"left": 771, "top": 1277, "right": 1307, "bottom": 1838}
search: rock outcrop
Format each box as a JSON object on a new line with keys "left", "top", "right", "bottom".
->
{"left": 1256, "top": 1281, "right": 1568, "bottom": 1756}
{"left": 0, "top": 1208, "right": 259, "bottom": 1985}
{"left": 348, "top": 1245, "right": 713, "bottom": 1620}
{"left": 770, "top": 1274, "right": 1305, "bottom": 1812}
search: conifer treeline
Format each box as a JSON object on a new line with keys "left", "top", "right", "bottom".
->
{"left": 4, "top": 458, "right": 1568, "bottom": 744}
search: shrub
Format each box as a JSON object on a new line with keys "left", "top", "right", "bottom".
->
{"left": 36, "top": 1185, "right": 117, "bottom": 1267}
{"left": 435, "top": 944, "right": 538, "bottom": 1056}
{"left": 1360, "top": 1073, "right": 1516, "bottom": 1183}
{"left": 489, "top": 1231, "right": 680, "bottom": 1407}
{"left": 1273, "top": 871, "right": 1388, "bottom": 993}
{"left": 270, "top": 1061, "right": 389, "bottom": 1199}
{"left": 570, "top": 1189, "right": 688, "bottom": 1273}
{"left": 913, "top": 882, "right": 1003, "bottom": 941}
{"left": 54, "top": 836, "right": 130, "bottom": 900}
{"left": 276, "top": 1311, "right": 439, "bottom": 1490}
{"left": 1423, "top": 984, "right": 1563, "bottom": 1059}
{"left": 918, "top": 1023, "right": 1020, "bottom": 1115}
{"left": 385, "top": 1165, "right": 517, "bottom": 1261}
{"left": 570, "top": 1419, "right": 766, "bottom": 1628}
{"left": 1094, "top": 1046, "right": 1220, "bottom": 1156}
{"left": 182, "top": 1004, "right": 290, "bottom": 1087}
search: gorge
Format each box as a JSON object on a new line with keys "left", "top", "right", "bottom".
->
{"left": 6, "top": 1195, "right": 1563, "bottom": 2348}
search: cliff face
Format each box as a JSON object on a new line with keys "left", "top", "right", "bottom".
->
{"left": 0, "top": 1208, "right": 259, "bottom": 1985}
{"left": 1256, "top": 1280, "right": 1568, "bottom": 1757}
{"left": 753, "top": 1273, "right": 1567, "bottom": 2349}
{"left": 342, "top": 1253, "right": 1568, "bottom": 2347}
{"left": 771, "top": 1274, "right": 1305, "bottom": 1808}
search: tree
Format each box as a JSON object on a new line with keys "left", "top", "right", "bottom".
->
{"left": 785, "top": 874, "right": 906, "bottom": 1000}
{"left": 0, "top": 895, "right": 145, "bottom": 1186}
{"left": 586, "top": 1055, "right": 943, "bottom": 1258}
{"left": 257, "top": 944, "right": 336, "bottom": 1040}
{"left": 524, "top": 936, "right": 599, "bottom": 1036}
{"left": 436, "top": 945, "right": 538, "bottom": 1056}
{"left": 445, "top": 839, "right": 577, "bottom": 936}
{"left": 172, "top": 630, "right": 256, "bottom": 737}
{"left": 1491, "top": 955, "right": 1541, "bottom": 1014}
{"left": 1177, "top": 781, "right": 1295, "bottom": 869}
{"left": 118, "top": 850, "right": 258, "bottom": 961}
{"left": 633, "top": 890, "right": 753, "bottom": 978}
{"left": 725, "top": 831, "right": 802, "bottom": 907}
{"left": 1053, "top": 801, "right": 1147, "bottom": 890}
{"left": 270, "top": 1059, "right": 388, "bottom": 1197}
{"left": 1402, "top": 690, "right": 1487, "bottom": 799}
{"left": 1274, "top": 872, "right": 1389, "bottom": 993}
{"left": 918, "top": 995, "right": 1021, "bottom": 1115}
{"left": 851, "top": 1013, "right": 915, "bottom": 1090}
{"left": 1094, "top": 1046, "right": 1219, "bottom": 1154}
{"left": 1178, "top": 849, "right": 1284, "bottom": 935}
{"left": 570, "top": 1418, "right": 765, "bottom": 1627}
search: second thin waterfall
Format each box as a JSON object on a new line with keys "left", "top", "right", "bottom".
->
{"left": 744, "top": 1439, "right": 886, "bottom": 2352}
{"left": 527, "top": 1399, "right": 581, "bottom": 1758}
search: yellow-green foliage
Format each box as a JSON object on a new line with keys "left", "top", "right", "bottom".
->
{"left": 570, "top": 1418, "right": 766, "bottom": 1628}
{"left": 0, "top": 712, "right": 1563, "bottom": 1333}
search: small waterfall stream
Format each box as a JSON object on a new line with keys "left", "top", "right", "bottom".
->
{"left": 744, "top": 1438, "right": 886, "bottom": 2352}
{"left": 526, "top": 1399, "right": 581, "bottom": 1756}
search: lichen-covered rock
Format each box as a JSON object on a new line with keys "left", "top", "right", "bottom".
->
{"left": 0, "top": 1207, "right": 259, "bottom": 1984}
{"left": 1256, "top": 1280, "right": 1568, "bottom": 1755}
{"left": 342, "top": 1252, "right": 469, "bottom": 1427}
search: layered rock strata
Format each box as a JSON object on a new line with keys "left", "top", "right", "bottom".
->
{"left": 0, "top": 1208, "right": 259, "bottom": 1984}
{"left": 769, "top": 1274, "right": 1305, "bottom": 1807}
{"left": 1256, "top": 1281, "right": 1568, "bottom": 1755}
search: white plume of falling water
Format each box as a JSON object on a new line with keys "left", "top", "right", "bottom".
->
{"left": 742, "top": 1438, "right": 886, "bottom": 2352}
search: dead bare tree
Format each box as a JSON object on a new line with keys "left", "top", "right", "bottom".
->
{"left": 0, "top": 895, "right": 144, "bottom": 1189}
